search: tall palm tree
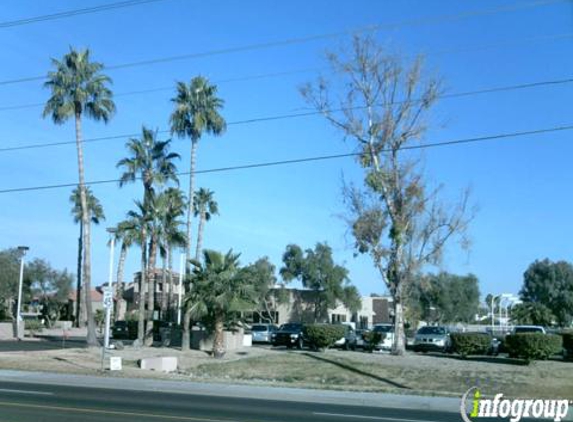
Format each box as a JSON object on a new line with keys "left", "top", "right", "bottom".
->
{"left": 117, "top": 127, "right": 179, "bottom": 345}
{"left": 113, "top": 218, "right": 138, "bottom": 322}
{"left": 170, "top": 76, "right": 226, "bottom": 350}
{"left": 157, "top": 188, "right": 186, "bottom": 319}
{"left": 186, "top": 250, "right": 254, "bottom": 358}
{"left": 193, "top": 188, "right": 219, "bottom": 261}
{"left": 44, "top": 48, "right": 115, "bottom": 346}
{"left": 126, "top": 203, "right": 148, "bottom": 343}
{"left": 69, "top": 187, "right": 105, "bottom": 328}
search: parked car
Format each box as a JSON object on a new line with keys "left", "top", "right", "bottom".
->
{"left": 333, "top": 323, "right": 355, "bottom": 348}
{"left": 346, "top": 329, "right": 371, "bottom": 350}
{"left": 271, "top": 323, "right": 305, "bottom": 349}
{"left": 512, "top": 325, "right": 546, "bottom": 334}
{"left": 250, "top": 323, "right": 278, "bottom": 343}
{"left": 413, "top": 326, "right": 451, "bottom": 353}
{"left": 111, "top": 321, "right": 131, "bottom": 339}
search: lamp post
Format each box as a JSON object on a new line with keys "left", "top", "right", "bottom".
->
{"left": 15, "top": 246, "right": 29, "bottom": 340}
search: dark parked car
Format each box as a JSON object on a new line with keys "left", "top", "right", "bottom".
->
{"left": 346, "top": 328, "right": 370, "bottom": 350}
{"left": 271, "top": 323, "right": 305, "bottom": 349}
{"left": 111, "top": 321, "right": 134, "bottom": 340}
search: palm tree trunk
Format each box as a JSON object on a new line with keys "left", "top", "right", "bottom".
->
{"left": 182, "top": 138, "right": 198, "bottom": 350}
{"left": 138, "top": 230, "right": 147, "bottom": 343}
{"left": 115, "top": 243, "right": 128, "bottom": 322}
{"left": 75, "top": 224, "right": 83, "bottom": 328}
{"left": 213, "top": 315, "right": 225, "bottom": 359}
{"left": 145, "top": 235, "right": 158, "bottom": 346}
{"left": 160, "top": 253, "right": 168, "bottom": 319}
{"left": 167, "top": 246, "right": 174, "bottom": 321}
{"left": 75, "top": 112, "right": 97, "bottom": 347}
{"left": 195, "top": 211, "right": 205, "bottom": 261}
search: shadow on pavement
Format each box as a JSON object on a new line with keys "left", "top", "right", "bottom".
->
{"left": 427, "top": 353, "right": 528, "bottom": 366}
{"left": 301, "top": 352, "right": 411, "bottom": 390}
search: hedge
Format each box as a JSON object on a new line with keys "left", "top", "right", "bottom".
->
{"left": 450, "top": 332, "right": 491, "bottom": 357}
{"left": 505, "top": 333, "right": 563, "bottom": 362}
{"left": 304, "top": 324, "right": 346, "bottom": 351}
{"left": 561, "top": 332, "right": 573, "bottom": 358}
{"left": 362, "top": 331, "right": 383, "bottom": 352}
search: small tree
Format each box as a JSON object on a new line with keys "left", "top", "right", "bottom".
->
{"left": 301, "top": 35, "right": 472, "bottom": 354}
{"left": 280, "top": 243, "right": 361, "bottom": 322}
{"left": 185, "top": 250, "right": 255, "bottom": 358}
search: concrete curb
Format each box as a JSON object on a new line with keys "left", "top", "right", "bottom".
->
{"left": 0, "top": 369, "right": 461, "bottom": 413}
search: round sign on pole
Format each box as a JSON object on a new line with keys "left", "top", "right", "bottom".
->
{"left": 103, "top": 291, "right": 113, "bottom": 309}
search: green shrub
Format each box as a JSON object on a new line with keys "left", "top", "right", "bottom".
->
{"left": 561, "top": 332, "right": 573, "bottom": 358}
{"left": 24, "top": 319, "right": 43, "bottom": 335}
{"left": 304, "top": 324, "right": 346, "bottom": 351}
{"left": 363, "top": 331, "right": 383, "bottom": 352}
{"left": 451, "top": 332, "right": 491, "bottom": 357}
{"left": 505, "top": 333, "right": 563, "bottom": 362}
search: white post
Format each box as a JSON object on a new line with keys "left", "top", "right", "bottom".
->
{"left": 103, "top": 235, "right": 115, "bottom": 349}
{"left": 177, "top": 253, "right": 185, "bottom": 325}
{"left": 16, "top": 247, "right": 28, "bottom": 339}
{"left": 499, "top": 296, "right": 503, "bottom": 332}
{"left": 490, "top": 295, "right": 495, "bottom": 334}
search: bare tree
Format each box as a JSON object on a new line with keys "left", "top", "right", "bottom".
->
{"left": 301, "top": 35, "right": 473, "bottom": 355}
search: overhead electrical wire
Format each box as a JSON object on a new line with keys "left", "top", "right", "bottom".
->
{"left": 0, "top": 124, "right": 571, "bottom": 194}
{"left": 0, "top": 0, "right": 564, "bottom": 86}
{"left": 0, "top": 0, "right": 167, "bottom": 29}
{"left": 0, "top": 76, "right": 572, "bottom": 153}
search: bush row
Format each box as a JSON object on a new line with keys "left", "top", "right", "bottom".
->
{"left": 505, "top": 333, "right": 562, "bottom": 362}
{"left": 450, "top": 332, "right": 491, "bottom": 357}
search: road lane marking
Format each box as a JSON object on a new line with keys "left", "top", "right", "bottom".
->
{"left": 0, "top": 389, "right": 53, "bottom": 396}
{"left": 0, "top": 401, "right": 245, "bottom": 422}
{"left": 313, "top": 412, "right": 444, "bottom": 422}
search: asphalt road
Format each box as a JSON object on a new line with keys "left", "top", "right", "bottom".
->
{"left": 0, "top": 380, "right": 465, "bottom": 422}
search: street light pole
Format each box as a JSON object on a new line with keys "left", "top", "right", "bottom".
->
{"left": 16, "top": 246, "right": 29, "bottom": 340}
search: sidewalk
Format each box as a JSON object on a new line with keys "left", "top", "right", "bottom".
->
{"left": 0, "top": 369, "right": 461, "bottom": 413}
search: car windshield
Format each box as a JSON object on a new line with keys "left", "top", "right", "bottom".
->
{"left": 373, "top": 325, "right": 393, "bottom": 333}
{"left": 514, "top": 327, "right": 543, "bottom": 333}
{"left": 418, "top": 327, "right": 446, "bottom": 335}
{"left": 251, "top": 325, "right": 268, "bottom": 332}
{"left": 279, "top": 324, "right": 301, "bottom": 331}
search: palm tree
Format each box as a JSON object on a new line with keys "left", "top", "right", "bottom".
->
{"left": 186, "top": 250, "right": 254, "bottom": 358}
{"left": 69, "top": 187, "right": 105, "bottom": 328}
{"left": 113, "top": 219, "right": 139, "bottom": 322}
{"left": 170, "top": 76, "right": 226, "bottom": 350}
{"left": 126, "top": 203, "right": 149, "bottom": 343}
{"left": 157, "top": 188, "right": 186, "bottom": 319}
{"left": 44, "top": 48, "right": 115, "bottom": 346}
{"left": 117, "top": 127, "right": 180, "bottom": 345}
{"left": 193, "top": 188, "right": 219, "bottom": 261}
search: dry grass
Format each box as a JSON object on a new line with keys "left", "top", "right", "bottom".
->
{"left": 0, "top": 341, "right": 571, "bottom": 398}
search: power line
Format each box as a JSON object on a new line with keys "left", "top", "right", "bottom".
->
{"left": 1, "top": 76, "right": 572, "bottom": 153}
{"left": 0, "top": 0, "right": 167, "bottom": 29}
{"left": 0, "top": 0, "right": 563, "bottom": 87}
{"left": 0, "top": 124, "right": 571, "bottom": 194}
{"left": 1, "top": 29, "right": 570, "bottom": 112}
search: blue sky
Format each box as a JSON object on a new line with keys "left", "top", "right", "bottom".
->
{"left": 0, "top": 0, "right": 572, "bottom": 299}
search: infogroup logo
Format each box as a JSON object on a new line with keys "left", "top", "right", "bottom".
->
{"left": 460, "top": 387, "right": 571, "bottom": 422}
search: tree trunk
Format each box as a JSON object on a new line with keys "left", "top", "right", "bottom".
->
{"left": 75, "top": 112, "right": 97, "bottom": 347}
{"left": 181, "top": 309, "right": 191, "bottom": 351}
{"left": 138, "top": 229, "right": 147, "bottom": 343}
{"left": 195, "top": 212, "right": 205, "bottom": 261}
{"left": 145, "top": 235, "right": 157, "bottom": 346}
{"left": 392, "top": 296, "right": 406, "bottom": 356}
{"left": 213, "top": 316, "right": 225, "bottom": 359}
{"left": 115, "top": 243, "right": 128, "bottom": 322}
{"left": 167, "top": 247, "right": 174, "bottom": 322}
{"left": 75, "top": 224, "right": 83, "bottom": 328}
{"left": 160, "top": 253, "right": 168, "bottom": 319}
{"left": 183, "top": 138, "right": 198, "bottom": 347}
